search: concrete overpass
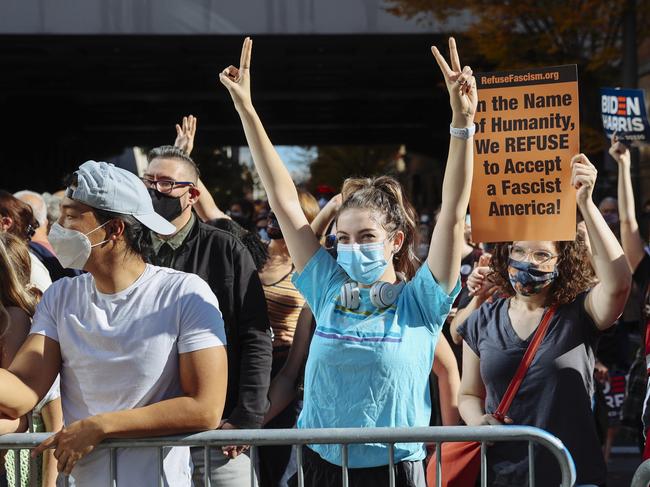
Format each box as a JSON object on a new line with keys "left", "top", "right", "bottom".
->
{"left": 0, "top": 1, "right": 472, "bottom": 191}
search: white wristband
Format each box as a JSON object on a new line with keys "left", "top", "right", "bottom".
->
{"left": 450, "top": 124, "right": 476, "bottom": 139}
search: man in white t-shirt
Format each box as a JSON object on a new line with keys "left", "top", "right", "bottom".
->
{"left": 0, "top": 161, "right": 228, "bottom": 486}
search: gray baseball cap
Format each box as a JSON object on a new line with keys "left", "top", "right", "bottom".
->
{"left": 67, "top": 160, "right": 176, "bottom": 236}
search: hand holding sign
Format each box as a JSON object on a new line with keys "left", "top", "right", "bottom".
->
{"left": 571, "top": 154, "right": 597, "bottom": 208}
{"left": 608, "top": 133, "right": 631, "bottom": 167}
{"left": 431, "top": 37, "right": 477, "bottom": 126}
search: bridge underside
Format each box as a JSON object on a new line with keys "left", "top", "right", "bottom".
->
{"left": 0, "top": 33, "right": 464, "bottom": 191}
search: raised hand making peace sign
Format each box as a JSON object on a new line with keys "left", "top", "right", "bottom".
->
{"left": 431, "top": 37, "right": 477, "bottom": 126}
{"left": 219, "top": 37, "right": 253, "bottom": 112}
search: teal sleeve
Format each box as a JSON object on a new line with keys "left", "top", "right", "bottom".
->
{"left": 401, "top": 263, "right": 461, "bottom": 334}
{"left": 292, "top": 247, "right": 348, "bottom": 320}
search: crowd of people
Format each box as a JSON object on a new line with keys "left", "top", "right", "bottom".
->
{"left": 0, "top": 36, "right": 646, "bottom": 487}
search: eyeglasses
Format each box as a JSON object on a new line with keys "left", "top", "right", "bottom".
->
{"left": 508, "top": 245, "right": 558, "bottom": 265}
{"left": 141, "top": 178, "right": 194, "bottom": 194}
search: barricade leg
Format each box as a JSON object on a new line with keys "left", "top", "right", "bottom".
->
{"left": 14, "top": 448, "right": 21, "bottom": 486}
{"left": 435, "top": 442, "right": 442, "bottom": 487}
{"left": 29, "top": 448, "right": 37, "bottom": 487}
{"left": 341, "top": 444, "right": 349, "bottom": 487}
{"left": 249, "top": 446, "right": 256, "bottom": 487}
{"left": 203, "top": 446, "right": 211, "bottom": 487}
{"left": 296, "top": 444, "right": 304, "bottom": 487}
{"left": 528, "top": 441, "right": 535, "bottom": 486}
{"left": 157, "top": 447, "right": 164, "bottom": 487}
{"left": 480, "top": 441, "right": 487, "bottom": 487}
{"left": 388, "top": 443, "right": 395, "bottom": 487}
{"left": 109, "top": 447, "right": 117, "bottom": 487}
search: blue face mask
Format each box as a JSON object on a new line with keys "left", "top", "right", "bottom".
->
{"left": 336, "top": 242, "right": 388, "bottom": 285}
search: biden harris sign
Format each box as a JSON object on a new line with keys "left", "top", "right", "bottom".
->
{"left": 601, "top": 87, "right": 650, "bottom": 143}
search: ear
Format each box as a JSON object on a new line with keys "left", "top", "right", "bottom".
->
{"left": 188, "top": 186, "right": 201, "bottom": 205}
{"left": 0, "top": 216, "right": 13, "bottom": 232}
{"left": 106, "top": 219, "right": 126, "bottom": 241}
{"left": 391, "top": 230, "right": 405, "bottom": 254}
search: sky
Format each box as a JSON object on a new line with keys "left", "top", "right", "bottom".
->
{"left": 239, "top": 145, "right": 316, "bottom": 184}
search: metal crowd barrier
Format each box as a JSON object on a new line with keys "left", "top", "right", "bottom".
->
{"left": 632, "top": 459, "right": 650, "bottom": 487}
{"left": 0, "top": 425, "right": 576, "bottom": 487}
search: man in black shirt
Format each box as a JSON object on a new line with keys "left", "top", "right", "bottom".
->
{"left": 145, "top": 145, "right": 272, "bottom": 485}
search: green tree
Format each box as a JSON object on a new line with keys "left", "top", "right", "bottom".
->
{"left": 193, "top": 147, "right": 254, "bottom": 209}
{"left": 308, "top": 145, "right": 402, "bottom": 191}
{"left": 385, "top": 0, "right": 650, "bottom": 152}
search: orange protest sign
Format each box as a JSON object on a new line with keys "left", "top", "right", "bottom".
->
{"left": 470, "top": 65, "right": 579, "bottom": 242}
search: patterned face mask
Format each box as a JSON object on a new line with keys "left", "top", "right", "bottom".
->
{"left": 507, "top": 258, "right": 558, "bottom": 296}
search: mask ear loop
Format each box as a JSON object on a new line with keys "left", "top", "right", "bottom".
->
{"left": 87, "top": 220, "right": 113, "bottom": 248}
{"left": 85, "top": 220, "right": 111, "bottom": 237}
{"left": 179, "top": 187, "right": 196, "bottom": 215}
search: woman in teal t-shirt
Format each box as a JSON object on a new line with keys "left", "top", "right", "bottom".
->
{"left": 219, "top": 36, "right": 477, "bottom": 487}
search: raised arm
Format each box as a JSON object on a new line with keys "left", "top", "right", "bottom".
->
{"left": 449, "top": 254, "right": 497, "bottom": 344}
{"left": 575, "top": 154, "right": 632, "bottom": 330}
{"left": 219, "top": 38, "right": 320, "bottom": 272}
{"left": 428, "top": 38, "right": 477, "bottom": 293}
{"left": 611, "top": 137, "right": 645, "bottom": 271}
{"left": 310, "top": 194, "right": 342, "bottom": 240}
{"left": 194, "top": 180, "right": 231, "bottom": 222}
{"left": 174, "top": 115, "right": 197, "bottom": 156}
{"left": 172, "top": 115, "right": 231, "bottom": 222}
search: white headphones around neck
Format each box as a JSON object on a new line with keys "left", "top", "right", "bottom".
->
{"left": 339, "top": 274, "right": 407, "bottom": 310}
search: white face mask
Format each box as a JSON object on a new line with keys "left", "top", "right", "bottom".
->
{"left": 49, "top": 221, "right": 110, "bottom": 270}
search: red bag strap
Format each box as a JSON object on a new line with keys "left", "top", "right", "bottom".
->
{"left": 492, "top": 305, "right": 557, "bottom": 421}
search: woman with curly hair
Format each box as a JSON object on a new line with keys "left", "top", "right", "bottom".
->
{"left": 457, "top": 154, "right": 632, "bottom": 487}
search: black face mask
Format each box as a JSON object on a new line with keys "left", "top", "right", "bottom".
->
{"left": 148, "top": 188, "right": 184, "bottom": 222}
{"left": 266, "top": 214, "right": 283, "bottom": 240}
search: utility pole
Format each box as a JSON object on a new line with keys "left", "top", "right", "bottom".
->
{"left": 622, "top": 0, "right": 638, "bottom": 89}
{"left": 622, "top": 0, "right": 642, "bottom": 225}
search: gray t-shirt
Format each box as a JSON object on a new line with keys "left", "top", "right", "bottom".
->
{"left": 457, "top": 293, "right": 606, "bottom": 486}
